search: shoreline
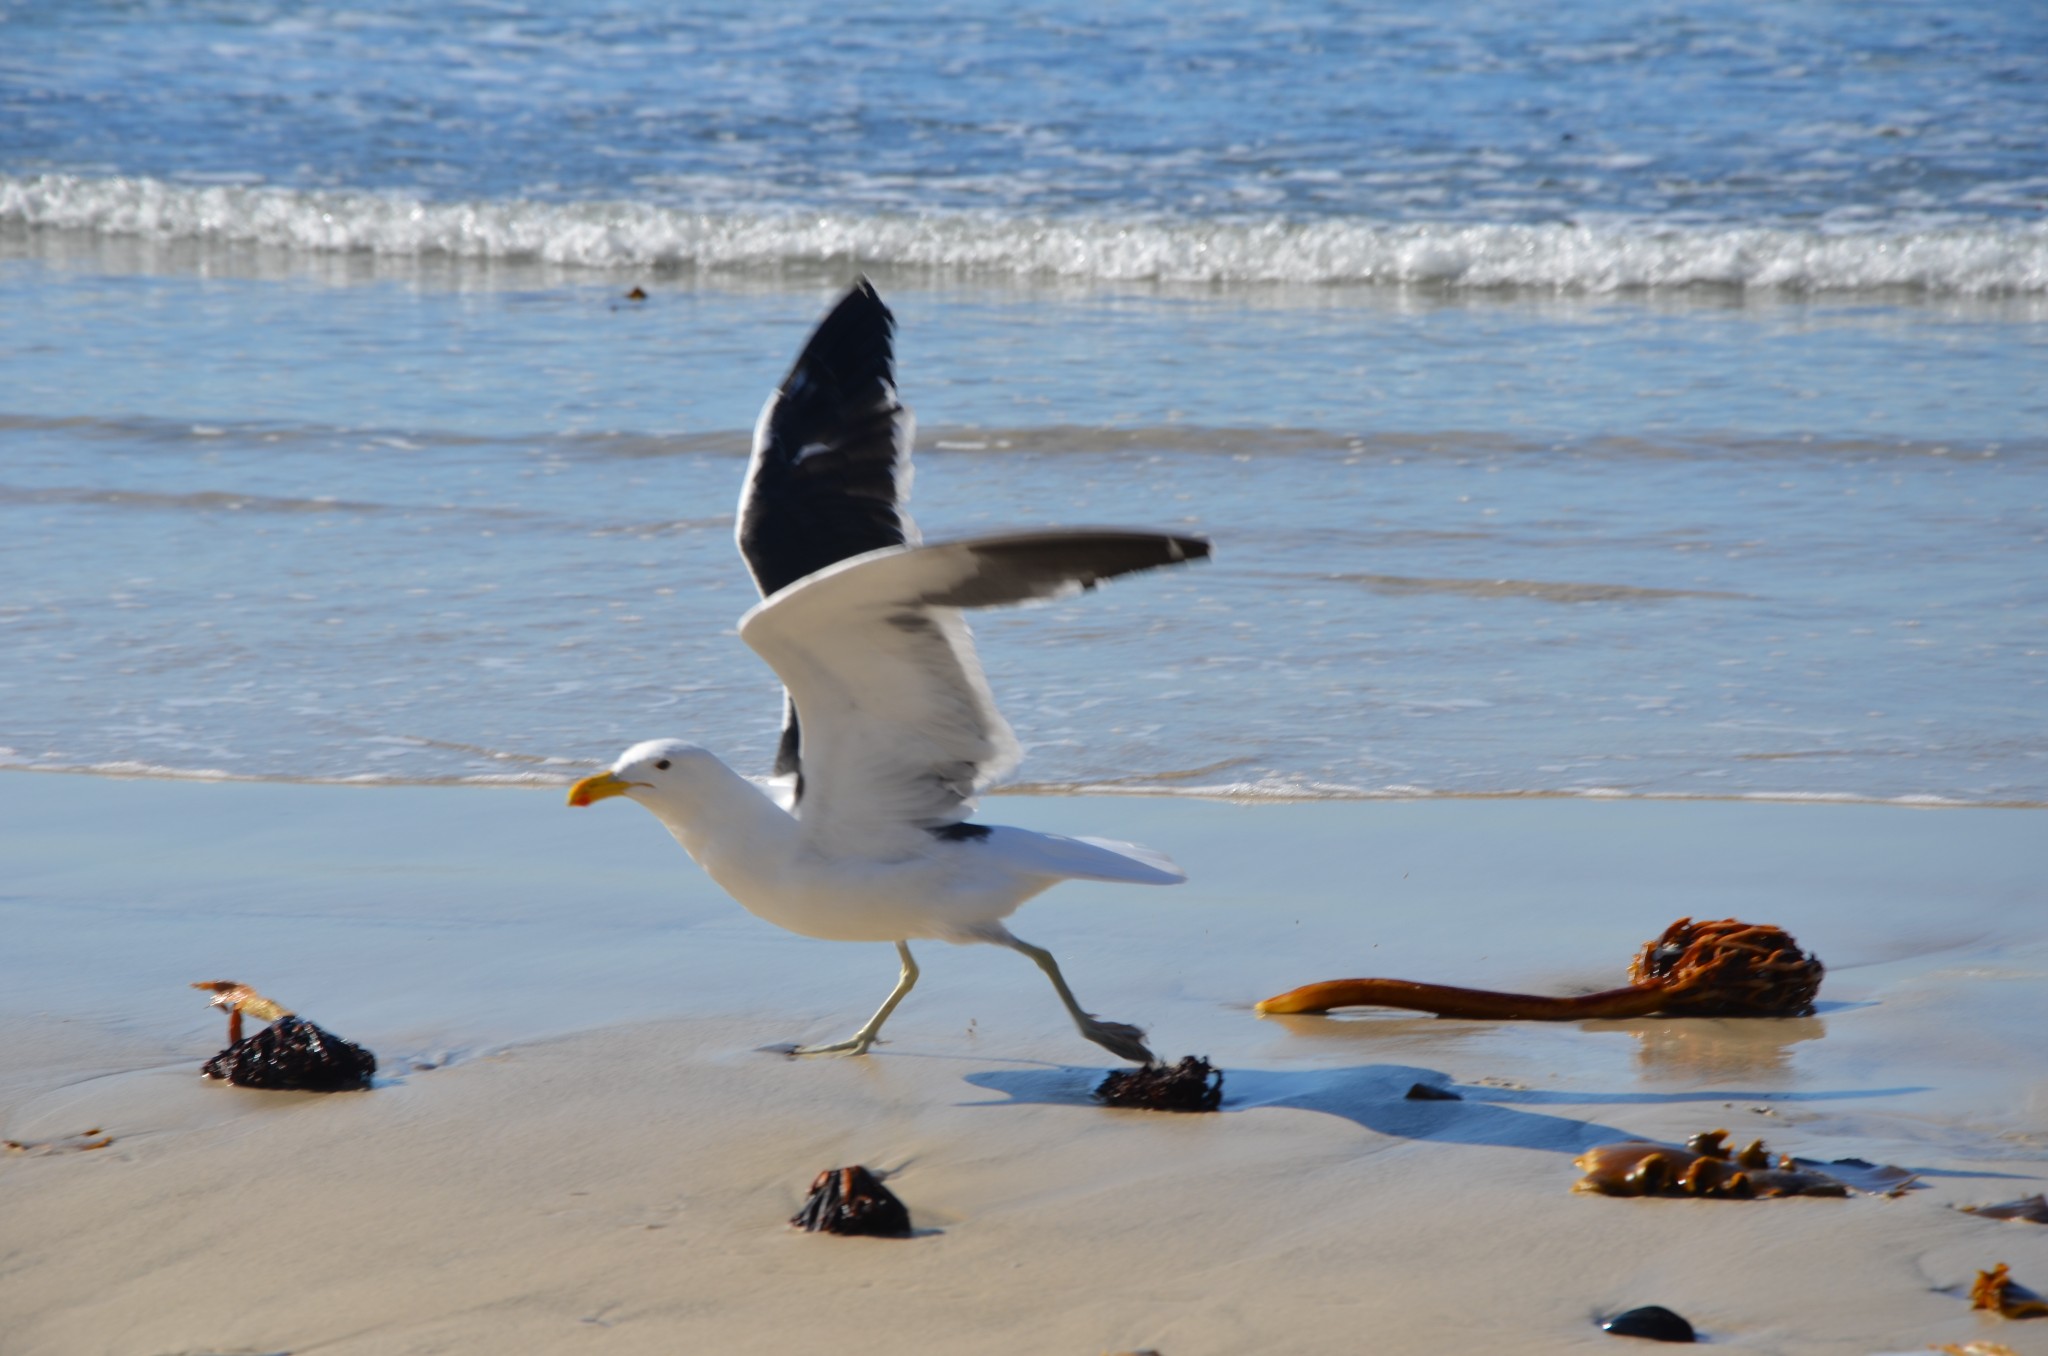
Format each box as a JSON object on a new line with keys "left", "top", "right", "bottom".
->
{"left": 6, "top": 763, "right": 2045, "bottom": 812}
{"left": 2, "top": 772, "right": 2044, "bottom": 1354}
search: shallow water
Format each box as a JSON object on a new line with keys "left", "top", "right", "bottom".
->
{"left": 2, "top": 2, "right": 2043, "bottom": 804}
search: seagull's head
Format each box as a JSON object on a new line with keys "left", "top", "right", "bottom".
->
{"left": 565, "top": 739, "right": 721, "bottom": 810}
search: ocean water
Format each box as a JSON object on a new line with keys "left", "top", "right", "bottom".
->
{"left": 3, "top": 1, "right": 2045, "bottom": 805}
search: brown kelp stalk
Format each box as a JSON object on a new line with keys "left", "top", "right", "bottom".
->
{"left": 1256, "top": 918, "right": 1822, "bottom": 1020}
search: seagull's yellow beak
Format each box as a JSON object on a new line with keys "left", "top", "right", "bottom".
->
{"left": 567, "top": 771, "right": 634, "bottom": 807}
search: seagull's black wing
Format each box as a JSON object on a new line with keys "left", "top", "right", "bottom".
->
{"left": 736, "top": 279, "right": 917, "bottom": 776}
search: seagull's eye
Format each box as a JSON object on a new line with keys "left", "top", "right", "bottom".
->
{"left": 654, "top": 759, "right": 671, "bottom": 771}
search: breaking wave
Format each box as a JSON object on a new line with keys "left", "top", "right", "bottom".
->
{"left": 7, "top": 172, "right": 2046, "bottom": 296}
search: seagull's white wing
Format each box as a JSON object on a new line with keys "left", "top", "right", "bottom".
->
{"left": 738, "top": 530, "right": 1210, "bottom": 857}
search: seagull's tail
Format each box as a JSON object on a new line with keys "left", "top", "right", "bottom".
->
{"left": 1073, "top": 835, "right": 1187, "bottom": 885}
{"left": 989, "top": 827, "right": 1187, "bottom": 886}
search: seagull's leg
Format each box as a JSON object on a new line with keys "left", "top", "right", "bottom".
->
{"left": 793, "top": 941, "right": 919, "bottom": 1057}
{"left": 1000, "top": 934, "right": 1157, "bottom": 1066}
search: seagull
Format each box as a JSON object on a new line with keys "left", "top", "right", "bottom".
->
{"left": 567, "top": 281, "right": 1208, "bottom": 1065}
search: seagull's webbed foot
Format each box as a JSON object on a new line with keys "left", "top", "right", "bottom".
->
{"left": 786, "top": 941, "right": 918, "bottom": 1059}
{"left": 788, "top": 1033, "right": 879, "bottom": 1058}
{"left": 1077, "top": 1015, "right": 1157, "bottom": 1067}
{"left": 999, "top": 932, "right": 1157, "bottom": 1066}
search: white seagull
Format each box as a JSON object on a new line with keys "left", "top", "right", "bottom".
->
{"left": 567, "top": 281, "right": 1208, "bottom": 1064}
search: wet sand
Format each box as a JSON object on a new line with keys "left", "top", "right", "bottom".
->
{"left": 2, "top": 772, "right": 2044, "bottom": 1355}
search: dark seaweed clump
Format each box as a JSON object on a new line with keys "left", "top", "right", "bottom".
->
{"left": 1095, "top": 1056, "right": 1223, "bottom": 1112}
{"left": 790, "top": 1166, "right": 912, "bottom": 1237}
{"left": 201, "top": 1015, "right": 376, "bottom": 1092}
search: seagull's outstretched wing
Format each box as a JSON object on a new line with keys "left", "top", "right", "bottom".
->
{"left": 737, "top": 280, "right": 916, "bottom": 775}
{"left": 738, "top": 530, "right": 1209, "bottom": 856}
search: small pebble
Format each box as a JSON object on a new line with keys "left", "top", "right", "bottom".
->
{"left": 1601, "top": 1305, "right": 1696, "bottom": 1342}
{"left": 1404, "top": 1082, "right": 1462, "bottom": 1101}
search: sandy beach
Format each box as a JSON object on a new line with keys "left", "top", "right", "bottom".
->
{"left": 2, "top": 770, "right": 2043, "bottom": 1355}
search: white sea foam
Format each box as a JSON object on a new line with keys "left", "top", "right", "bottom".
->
{"left": 6, "top": 173, "right": 2044, "bottom": 295}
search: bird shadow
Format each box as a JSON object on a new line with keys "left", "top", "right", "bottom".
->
{"left": 960, "top": 1062, "right": 1936, "bottom": 1160}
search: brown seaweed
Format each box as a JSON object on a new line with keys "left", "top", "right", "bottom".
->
{"left": 1573, "top": 1129, "right": 1907, "bottom": 1199}
{"left": 193, "top": 981, "right": 374, "bottom": 1092}
{"left": 1962, "top": 1195, "right": 2048, "bottom": 1225}
{"left": 1971, "top": 1263, "right": 2048, "bottom": 1319}
{"left": 192, "top": 979, "right": 294, "bottom": 1045}
{"left": 790, "top": 1165, "right": 912, "bottom": 1236}
{"left": 3, "top": 1128, "right": 113, "bottom": 1156}
{"left": 1095, "top": 1056, "right": 1223, "bottom": 1112}
{"left": 1256, "top": 917, "right": 1823, "bottom": 1020}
